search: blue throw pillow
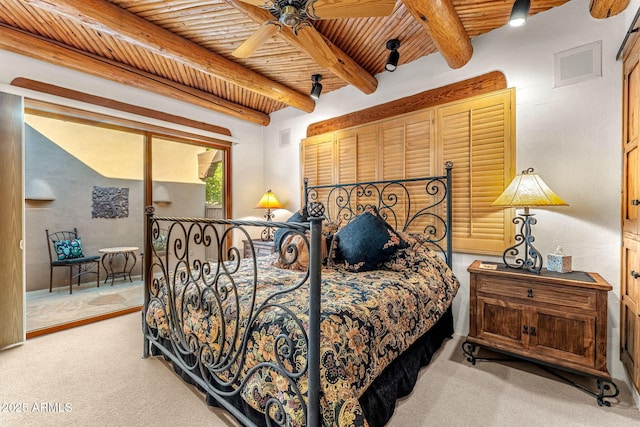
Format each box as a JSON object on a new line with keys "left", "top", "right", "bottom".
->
{"left": 334, "top": 211, "right": 407, "bottom": 272}
{"left": 54, "top": 238, "right": 85, "bottom": 260}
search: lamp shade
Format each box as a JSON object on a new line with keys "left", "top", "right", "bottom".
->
{"left": 492, "top": 168, "right": 568, "bottom": 208}
{"left": 255, "top": 190, "right": 283, "bottom": 210}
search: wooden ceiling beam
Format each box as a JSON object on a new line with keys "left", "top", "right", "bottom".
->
{"left": 589, "top": 0, "right": 630, "bottom": 18}
{"left": 23, "top": 0, "right": 315, "bottom": 113}
{"left": 0, "top": 24, "right": 270, "bottom": 126}
{"left": 225, "top": 0, "right": 378, "bottom": 95}
{"left": 403, "top": 0, "right": 473, "bottom": 69}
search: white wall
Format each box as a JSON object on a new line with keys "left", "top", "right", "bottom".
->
{"left": 264, "top": 0, "right": 637, "bottom": 386}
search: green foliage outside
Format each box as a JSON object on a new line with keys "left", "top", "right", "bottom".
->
{"left": 205, "top": 163, "right": 223, "bottom": 205}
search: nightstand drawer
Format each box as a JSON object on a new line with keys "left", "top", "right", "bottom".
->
{"left": 477, "top": 277, "right": 597, "bottom": 311}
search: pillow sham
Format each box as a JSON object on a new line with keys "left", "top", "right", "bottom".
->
{"left": 273, "top": 206, "right": 309, "bottom": 250}
{"left": 273, "top": 220, "right": 340, "bottom": 272}
{"left": 333, "top": 209, "right": 407, "bottom": 272}
{"left": 384, "top": 231, "right": 457, "bottom": 286}
{"left": 54, "top": 238, "right": 85, "bottom": 260}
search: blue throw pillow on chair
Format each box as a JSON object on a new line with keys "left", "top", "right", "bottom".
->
{"left": 54, "top": 238, "right": 85, "bottom": 260}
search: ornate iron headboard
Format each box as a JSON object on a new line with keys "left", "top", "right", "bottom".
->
{"left": 304, "top": 162, "right": 453, "bottom": 266}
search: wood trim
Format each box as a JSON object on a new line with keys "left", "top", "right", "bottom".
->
{"left": 26, "top": 306, "right": 141, "bottom": 339}
{"left": 24, "top": 100, "right": 232, "bottom": 148}
{"left": 12, "top": 78, "right": 232, "bottom": 137}
{"left": 617, "top": 4, "right": 640, "bottom": 61}
{"left": 306, "top": 71, "right": 507, "bottom": 137}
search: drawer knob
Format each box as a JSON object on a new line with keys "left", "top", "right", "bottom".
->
{"left": 523, "top": 325, "right": 529, "bottom": 335}
{"left": 632, "top": 199, "right": 640, "bottom": 206}
{"left": 632, "top": 271, "right": 640, "bottom": 279}
{"left": 530, "top": 326, "right": 537, "bottom": 336}
{"left": 527, "top": 288, "right": 534, "bottom": 298}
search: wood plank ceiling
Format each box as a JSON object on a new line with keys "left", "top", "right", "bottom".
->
{"left": 0, "top": 0, "right": 630, "bottom": 126}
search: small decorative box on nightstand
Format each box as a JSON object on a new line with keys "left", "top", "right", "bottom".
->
{"left": 547, "top": 246, "right": 572, "bottom": 273}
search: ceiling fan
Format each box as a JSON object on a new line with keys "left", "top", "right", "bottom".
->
{"left": 232, "top": 0, "right": 397, "bottom": 68}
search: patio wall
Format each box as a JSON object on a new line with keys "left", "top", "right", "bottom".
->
{"left": 24, "top": 123, "right": 206, "bottom": 292}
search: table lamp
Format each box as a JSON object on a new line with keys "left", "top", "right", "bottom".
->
{"left": 255, "top": 189, "right": 283, "bottom": 240}
{"left": 492, "top": 167, "right": 568, "bottom": 273}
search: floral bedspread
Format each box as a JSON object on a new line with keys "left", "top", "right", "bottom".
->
{"left": 145, "top": 234, "right": 459, "bottom": 426}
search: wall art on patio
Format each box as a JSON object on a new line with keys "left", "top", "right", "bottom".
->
{"left": 92, "top": 186, "right": 130, "bottom": 218}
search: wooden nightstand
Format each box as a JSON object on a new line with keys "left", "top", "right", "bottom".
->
{"left": 243, "top": 239, "right": 275, "bottom": 258}
{"left": 463, "top": 260, "right": 618, "bottom": 406}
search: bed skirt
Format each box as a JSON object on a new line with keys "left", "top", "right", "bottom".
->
{"left": 150, "top": 306, "right": 454, "bottom": 427}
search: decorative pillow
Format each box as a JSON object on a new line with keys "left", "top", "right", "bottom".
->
{"left": 274, "top": 220, "right": 340, "bottom": 271}
{"left": 54, "top": 238, "right": 85, "bottom": 260}
{"left": 274, "top": 233, "right": 309, "bottom": 271}
{"left": 273, "top": 206, "right": 309, "bottom": 250}
{"left": 152, "top": 234, "right": 167, "bottom": 252}
{"left": 333, "top": 210, "right": 407, "bottom": 272}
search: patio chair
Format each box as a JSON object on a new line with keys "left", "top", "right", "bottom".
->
{"left": 46, "top": 228, "right": 100, "bottom": 294}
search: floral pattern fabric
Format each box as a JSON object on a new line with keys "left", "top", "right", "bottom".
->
{"left": 53, "top": 238, "right": 84, "bottom": 260}
{"left": 145, "top": 235, "right": 459, "bottom": 426}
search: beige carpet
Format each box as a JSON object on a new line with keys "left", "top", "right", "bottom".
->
{"left": 1, "top": 312, "right": 639, "bottom": 427}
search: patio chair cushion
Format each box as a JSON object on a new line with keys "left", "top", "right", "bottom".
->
{"left": 51, "top": 255, "right": 100, "bottom": 266}
{"left": 54, "top": 238, "right": 85, "bottom": 260}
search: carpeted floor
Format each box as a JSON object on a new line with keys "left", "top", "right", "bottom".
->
{"left": 1, "top": 312, "right": 639, "bottom": 427}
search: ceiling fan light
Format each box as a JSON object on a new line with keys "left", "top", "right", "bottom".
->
{"left": 385, "top": 39, "right": 400, "bottom": 72}
{"left": 310, "top": 74, "right": 323, "bottom": 100}
{"left": 509, "top": 0, "right": 531, "bottom": 27}
{"left": 280, "top": 5, "right": 300, "bottom": 27}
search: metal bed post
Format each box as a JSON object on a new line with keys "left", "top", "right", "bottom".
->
{"left": 307, "top": 216, "right": 322, "bottom": 427}
{"left": 444, "top": 161, "right": 453, "bottom": 268}
{"left": 142, "top": 205, "right": 153, "bottom": 358}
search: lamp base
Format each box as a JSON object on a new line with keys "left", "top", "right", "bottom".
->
{"left": 502, "top": 212, "right": 542, "bottom": 274}
{"left": 261, "top": 209, "right": 275, "bottom": 241}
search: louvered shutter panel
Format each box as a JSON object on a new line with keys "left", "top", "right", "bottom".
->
{"left": 301, "top": 88, "right": 514, "bottom": 255}
{"left": 301, "top": 133, "right": 334, "bottom": 209}
{"left": 336, "top": 130, "right": 357, "bottom": 183}
{"left": 438, "top": 90, "right": 514, "bottom": 254}
{"left": 404, "top": 111, "right": 435, "bottom": 233}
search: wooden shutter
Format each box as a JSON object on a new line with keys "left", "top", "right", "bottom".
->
{"left": 380, "top": 111, "right": 434, "bottom": 231}
{"left": 301, "top": 133, "right": 335, "bottom": 211}
{"left": 438, "top": 90, "right": 515, "bottom": 254}
{"left": 336, "top": 124, "right": 377, "bottom": 183}
{"left": 300, "top": 88, "right": 515, "bottom": 255}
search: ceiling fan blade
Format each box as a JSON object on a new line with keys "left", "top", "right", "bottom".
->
{"left": 235, "top": 0, "right": 272, "bottom": 6}
{"left": 232, "top": 23, "right": 280, "bottom": 58}
{"left": 309, "top": 0, "right": 396, "bottom": 19}
{"left": 295, "top": 25, "right": 338, "bottom": 68}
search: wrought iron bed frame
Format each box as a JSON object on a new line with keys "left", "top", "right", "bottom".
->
{"left": 142, "top": 162, "right": 453, "bottom": 427}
